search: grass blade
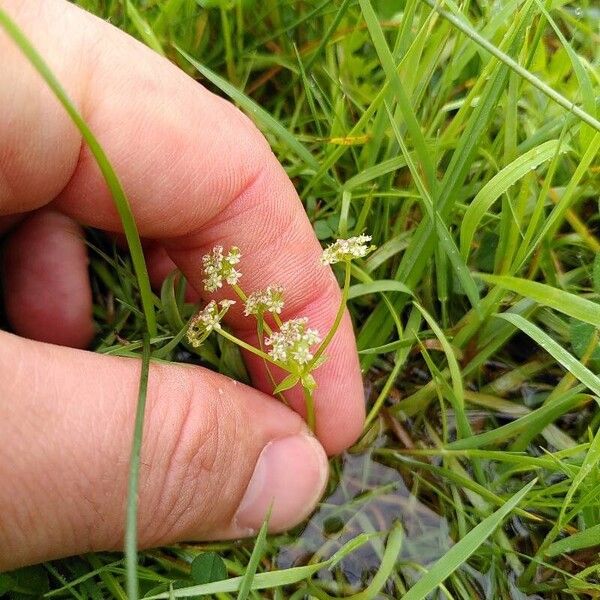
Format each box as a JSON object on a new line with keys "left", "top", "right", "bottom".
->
{"left": 125, "top": 335, "right": 152, "bottom": 600}
{"left": 496, "top": 313, "right": 600, "bottom": 397}
{"left": 422, "top": 0, "right": 600, "bottom": 133}
{"left": 460, "top": 140, "right": 567, "bottom": 260}
{"left": 126, "top": 0, "right": 165, "bottom": 56}
{"left": 358, "top": 0, "right": 436, "bottom": 191}
{"left": 308, "top": 523, "right": 404, "bottom": 600}
{"left": 387, "top": 104, "right": 480, "bottom": 309}
{"left": 236, "top": 514, "right": 270, "bottom": 600}
{"left": 479, "top": 274, "right": 600, "bottom": 328}
{"left": 348, "top": 280, "right": 412, "bottom": 299}
{"left": 175, "top": 46, "right": 323, "bottom": 176}
{"left": 546, "top": 523, "right": 600, "bottom": 558}
{"left": 401, "top": 480, "right": 536, "bottom": 600}
{"left": 448, "top": 391, "right": 588, "bottom": 450}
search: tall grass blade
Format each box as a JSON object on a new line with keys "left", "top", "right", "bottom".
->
{"left": 401, "top": 480, "right": 536, "bottom": 600}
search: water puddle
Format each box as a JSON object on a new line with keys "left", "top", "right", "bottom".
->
{"left": 276, "top": 440, "right": 452, "bottom": 591}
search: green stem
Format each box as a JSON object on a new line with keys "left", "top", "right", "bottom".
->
{"left": 232, "top": 283, "right": 278, "bottom": 336}
{"left": 311, "top": 260, "right": 351, "bottom": 365}
{"left": 303, "top": 386, "right": 316, "bottom": 433}
{"left": 0, "top": 9, "right": 157, "bottom": 337}
{"left": 257, "top": 322, "right": 288, "bottom": 405}
{"left": 125, "top": 335, "right": 151, "bottom": 600}
{"left": 232, "top": 283, "right": 247, "bottom": 302}
{"left": 218, "top": 328, "right": 286, "bottom": 370}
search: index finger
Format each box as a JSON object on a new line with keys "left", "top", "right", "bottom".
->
{"left": 0, "top": 0, "right": 365, "bottom": 454}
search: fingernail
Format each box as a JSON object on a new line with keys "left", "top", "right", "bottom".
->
{"left": 235, "top": 433, "right": 328, "bottom": 533}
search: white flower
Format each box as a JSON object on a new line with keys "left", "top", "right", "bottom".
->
{"left": 244, "top": 285, "right": 285, "bottom": 316}
{"left": 265, "top": 318, "right": 321, "bottom": 367}
{"left": 320, "top": 234, "right": 373, "bottom": 265}
{"left": 187, "top": 300, "right": 235, "bottom": 347}
{"left": 202, "top": 246, "right": 242, "bottom": 292}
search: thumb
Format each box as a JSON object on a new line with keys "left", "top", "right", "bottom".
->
{"left": 0, "top": 331, "right": 328, "bottom": 570}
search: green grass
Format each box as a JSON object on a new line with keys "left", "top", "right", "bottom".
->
{"left": 2, "top": 0, "right": 600, "bottom": 598}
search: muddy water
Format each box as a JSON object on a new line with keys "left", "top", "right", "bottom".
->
{"left": 276, "top": 442, "right": 452, "bottom": 591}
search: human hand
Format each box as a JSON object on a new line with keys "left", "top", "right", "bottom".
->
{"left": 0, "top": 0, "right": 364, "bottom": 570}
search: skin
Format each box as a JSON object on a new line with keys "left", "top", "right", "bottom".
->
{"left": 0, "top": 0, "right": 365, "bottom": 570}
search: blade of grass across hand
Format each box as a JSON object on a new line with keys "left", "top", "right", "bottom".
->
{"left": 125, "top": 335, "right": 151, "bottom": 600}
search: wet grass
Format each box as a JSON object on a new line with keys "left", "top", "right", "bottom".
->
{"left": 3, "top": 0, "right": 600, "bottom": 597}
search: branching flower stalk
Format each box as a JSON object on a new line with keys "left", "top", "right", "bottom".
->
{"left": 187, "top": 235, "right": 373, "bottom": 432}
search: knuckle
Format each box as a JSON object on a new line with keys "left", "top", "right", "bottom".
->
{"left": 137, "top": 366, "right": 240, "bottom": 546}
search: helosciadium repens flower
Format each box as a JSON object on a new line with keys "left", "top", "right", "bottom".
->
{"left": 320, "top": 234, "right": 373, "bottom": 265}
{"left": 244, "top": 285, "right": 285, "bottom": 316}
{"left": 265, "top": 318, "right": 321, "bottom": 367}
{"left": 187, "top": 300, "right": 235, "bottom": 347}
{"left": 184, "top": 234, "right": 371, "bottom": 432}
{"left": 202, "top": 245, "right": 242, "bottom": 292}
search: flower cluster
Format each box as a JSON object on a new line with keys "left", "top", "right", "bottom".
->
{"left": 265, "top": 318, "right": 321, "bottom": 366}
{"left": 187, "top": 300, "right": 235, "bottom": 347}
{"left": 320, "top": 234, "right": 373, "bottom": 265}
{"left": 202, "top": 245, "right": 242, "bottom": 292}
{"left": 244, "top": 285, "right": 285, "bottom": 316}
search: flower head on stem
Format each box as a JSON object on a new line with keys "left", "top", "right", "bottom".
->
{"left": 202, "top": 245, "right": 242, "bottom": 292}
{"left": 265, "top": 317, "right": 321, "bottom": 368}
{"left": 320, "top": 234, "right": 373, "bottom": 265}
{"left": 244, "top": 284, "right": 285, "bottom": 317}
{"left": 187, "top": 300, "right": 235, "bottom": 347}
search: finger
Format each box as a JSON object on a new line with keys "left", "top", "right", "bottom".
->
{"left": 0, "top": 330, "right": 328, "bottom": 570}
{"left": 0, "top": 0, "right": 364, "bottom": 454}
{"left": 2, "top": 209, "right": 94, "bottom": 348}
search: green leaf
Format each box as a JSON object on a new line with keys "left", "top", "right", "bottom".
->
{"left": 570, "top": 320, "right": 600, "bottom": 365}
{"left": 308, "top": 523, "right": 404, "bottom": 600}
{"left": 314, "top": 219, "right": 334, "bottom": 240}
{"left": 348, "top": 280, "right": 412, "bottom": 299}
{"left": 175, "top": 47, "right": 322, "bottom": 175}
{"left": 237, "top": 515, "right": 270, "bottom": 600}
{"left": 0, "top": 566, "right": 49, "bottom": 596}
{"left": 460, "top": 140, "right": 566, "bottom": 260}
{"left": 546, "top": 523, "right": 600, "bottom": 557}
{"left": 414, "top": 301, "right": 471, "bottom": 438}
{"left": 422, "top": 0, "right": 600, "bottom": 133}
{"left": 448, "top": 390, "right": 588, "bottom": 450}
{"left": 146, "top": 562, "right": 329, "bottom": 598}
{"left": 126, "top": 0, "right": 165, "bottom": 56}
{"left": 402, "top": 480, "right": 536, "bottom": 600}
{"left": 191, "top": 553, "right": 228, "bottom": 585}
{"left": 125, "top": 336, "right": 152, "bottom": 600}
{"left": 273, "top": 373, "right": 300, "bottom": 394}
{"left": 593, "top": 254, "right": 600, "bottom": 295}
{"left": 496, "top": 313, "right": 600, "bottom": 397}
{"left": 386, "top": 104, "right": 480, "bottom": 309}
{"left": 358, "top": 0, "right": 436, "bottom": 190}
{"left": 479, "top": 274, "right": 600, "bottom": 328}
